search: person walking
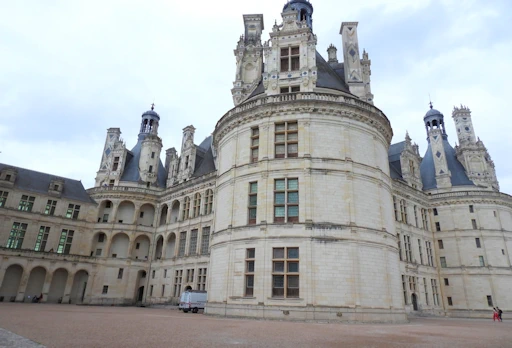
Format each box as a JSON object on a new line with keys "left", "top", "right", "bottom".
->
{"left": 493, "top": 307, "right": 499, "bottom": 321}
{"left": 497, "top": 307, "right": 503, "bottom": 322}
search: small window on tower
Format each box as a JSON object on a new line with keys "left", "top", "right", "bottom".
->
{"left": 151, "top": 152, "right": 155, "bottom": 159}
{"left": 149, "top": 165, "right": 153, "bottom": 173}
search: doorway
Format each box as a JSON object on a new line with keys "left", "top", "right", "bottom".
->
{"left": 411, "top": 293, "right": 418, "bottom": 311}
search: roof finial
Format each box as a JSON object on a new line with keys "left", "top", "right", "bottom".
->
{"left": 151, "top": 102, "right": 155, "bottom": 111}
{"left": 429, "top": 94, "right": 433, "bottom": 109}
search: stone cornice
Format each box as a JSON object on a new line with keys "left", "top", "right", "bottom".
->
{"left": 429, "top": 190, "right": 512, "bottom": 208}
{"left": 213, "top": 92, "right": 393, "bottom": 147}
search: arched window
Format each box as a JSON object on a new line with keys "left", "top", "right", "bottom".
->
{"left": 193, "top": 193, "right": 201, "bottom": 218}
{"left": 204, "top": 189, "right": 213, "bottom": 215}
{"left": 182, "top": 197, "right": 191, "bottom": 220}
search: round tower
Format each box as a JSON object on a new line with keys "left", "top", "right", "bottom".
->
{"left": 138, "top": 105, "right": 163, "bottom": 186}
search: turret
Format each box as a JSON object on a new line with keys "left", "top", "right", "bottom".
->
{"left": 95, "top": 127, "right": 127, "bottom": 187}
{"left": 282, "top": 0, "right": 314, "bottom": 31}
{"left": 424, "top": 105, "right": 452, "bottom": 189}
{"left": 177, "top": 125, "right": 196, "bottom": 183}
{"left": 341, "top": 22, "right": 367, "bottom": 102}
{"left": 138, "top": 105, "right": 163, "bottom": 187}
{"left": 327, "top": 44, "right": 338, "bottom": 65}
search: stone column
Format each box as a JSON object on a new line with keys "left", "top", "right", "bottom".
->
{"left": 15, "top": 269, "right": 31, "bottom": 302}
{"left": 40, "top": 270, "right": 53, "bottom": 303}
{"left": 110, "top": 202, "right": 120, "bottom": 223}
{"left": 61, "top": 273, "right": 75, "bottom": 304}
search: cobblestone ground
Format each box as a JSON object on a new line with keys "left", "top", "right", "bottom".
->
{"left": 0, "top": 303, "right": 511, "bottom": 348}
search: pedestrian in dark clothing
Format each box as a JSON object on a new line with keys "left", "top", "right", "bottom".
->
{"left": 497, "top": 307, "right": 503, "bottom": 322}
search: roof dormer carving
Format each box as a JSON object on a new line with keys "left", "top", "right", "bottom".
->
{"left": 48, "top": 177, "right": 65, "bottom": 197}
{"left": 0, "top": 167, "right": 17, "bottom": 188}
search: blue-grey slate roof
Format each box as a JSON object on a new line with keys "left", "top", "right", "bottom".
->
{"left": 420, "top": 135, "right": 474, "bottom": 190}
{"left": 388, "top": 141, "right": 405, "bottom": 181}
{"left": 0, "top": 163, "right": 95, "bottom": 204}
{"left": 193, "top": 136, "right": 216, "bottom": 178}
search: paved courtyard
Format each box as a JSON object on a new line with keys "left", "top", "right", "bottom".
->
{"left": 0, "top": 303, "right": 511, "bottom": 348}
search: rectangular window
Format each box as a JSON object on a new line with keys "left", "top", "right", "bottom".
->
{"left": 404, "top": 235, "right": 412, "bottom": 262}
{"left": 426, "top": 241, "right": 434, "bottom": 267}
{"left": 245, "top": 248, "right": 255, "bottom": 297}
{"left": 95, "top": 248, "right": 102, "bottom": 256}
{"left": 248, "top": 182, "right": 258, "bottom": 225}
{"left": 57, "top": 229, "right": 74, "bottom": 254}
{"left": 182, "top": 197, "right": 190, "bottom": 220}
{"left": 433, "top": 208, "right": 438, "bottom": 216}
{"left": 44, "top": 200, "right": 57, "bottom": 215}
{"left": 189, "top": 229, "right": 198, "bottom": 255}
{"left": 393, "top": 196, "right": 399, "bottom": 221}
{"left": 475, "top": 238, "right": 481, "bottom": 248}
{"left": 280, "top": 46, "right": 300, "bottom": 72}
{"left": 447, "top": 297, "right": 453, "bottom": 306}
{"left": 102, "top": 286, "right": 108, "bottom": 294}
{"left": 6, "top": 222, "right": 28, "bottom": 249}
{"left": 250, "top": 127, "right": 259, "bottom": 163}
{"left": 472, "top": 219, "right": 478, "bottom": 229}
{"left": 150, "top": 285, "right": 154, "bottom": 297}
{"left": 34, "top": 226, "right": 50, "bottom": 252}
{"left": 151, "top": 152, "right": 155, "bottom": 159}
{"left": 444, "top": 278, "right": 449, "bottom": 286}
{"left": 274, "top": 178, "right": 299, "bottom": 223}
{"left": 152, "top": 270, "right": 156, "bottom": 279}
{"left": 164, "top": 269, "right": 167, "bottom": 278}
{"left": 66, "top": 204, "right": 80, "bottom": 220}
{"left": 197, "top": 268, "right": 207, "bottom": 291}
{"left": 118, "top": 268, "right": 124, "bottom": 279}
{"left": 201, "top": 227, "right": 210, "bottom": 255}
{"left": 423, "top": 278, "right": 429, "bottom": 306}
{"left": 414, "top": 206, "right": 419, "bottom": 227}
{"left": 397, "top": 233, "right": 402, "bottom": 261}
{"left": 418, "top": 239, "right": 423, "bottom": 265}
{"left": 409, "top": 276, "right": 417, "bottom": 293}
{"left": 102, "top": 214, "right": 109, "bottom": 223}
{"left": 274, "top": 121, "right": 298, "bottom": 158}
{"left": 0, "top": 190, "right": 8, "bottom": 208}
{"left": 136, "top": 243, "right": 140, "bottom": 250}
{"left": 479, "top": 256, "right": 485, "bottom": 266}
{"left": 186, "top": 269, "right": 195, "bottom": 283}
{"left": 469, "top": 205, "right": 474, "bottom": 213}
{"left": 438, "top": 240, "right": 444, "bottom": 249}
{"left": 109, "top": 180, "right": 115, "bottom": 188}
{"left": 18, "top": 195, "right": 35, "bottom": 212}
{"left": 203, "top": 190, "right": 213, "bottom": 215}
{"left": 440, "top": 256, "right": 447, "bottom": 268}
{"left": 272, "top": 247, "right": 299, "bottom": 298}
{"left": 400, "top": 199, "right": 408, "bottom": 224}
{"left": 402, "top": 275, "right": 408, "bottom": 305}
{"left": 280, "top": 86, "right": 300, "bottom": 93}
{"left": 162, "top": 285, "right": 165, "bottom": 296}
{"left": 421, "top": 208, "right": 429, "bottom": 230}
{"left": 112, "top": 157, "right": 120, "bottom": 171}
{"left": 487, "top": 295, "right": 493, "bottom": 307}
{"left": 178, "top": 231, "right": 187, "bottom": 256}
{"left": 174, "top": 270, "right": 183, "bottom": 297}
{"left": 431, "top": 279, "right": 439, "bottom": 306}
{"left": 435, "top": 222, "right": 441, "bottom": 231}
{"left": 193, "top": 194, "right": 201, "bottom": 218}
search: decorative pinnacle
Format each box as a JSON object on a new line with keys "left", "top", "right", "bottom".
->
{"left": 151, "top": 103, "right": 155, "bottom": 111}
{"left": 429, "top": 101, "right": 433, "bottom": 109}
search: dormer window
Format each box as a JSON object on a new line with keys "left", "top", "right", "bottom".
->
{"left": 112, "top": 157, "right": 120, "bottom": 171}
{"left": 0, "top": 167, "right": 17, "bottom": 187}
{"left": 280, "top": 46, "right": 300, "bottom": 72}
{"left": 280, "top": 86, "right": 300, "bottom": 94}
{"left": 5, "top": 175, "right": 11, "bottom": 181}
{"left": 54, "top": 184, "right": 59, "bottom": 191}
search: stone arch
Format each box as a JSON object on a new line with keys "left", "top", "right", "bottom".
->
{"left": 165, "top": 233, "right": 177, "bottom": 259}
{"left": 48, "top": 268, "right": 69, "bottom": 303}
{"left": 154, "top": 235, "right": 164, "bottom": 260}
{"left": 134, "top": 270, "right": 147, "bottom": 303}
{"left": 70, "top": 270, "right": 89, "bottom": 304}
{"left": 91, "top": 231, "right": 108, "bottom": 257}
{"left": 170, "top": 200, "right": 180, "bottom": 223}
{"left": 25, "top": 266, "right": 46, "bottom": 302}
{"left": 109, "top": 232, "right": 130, "bottom": 258}
{"left": 184, "top": 285, "right": 192, "bottom": 291}
{"left": 97, "top": 200, "right": 114, "bottom": 223}
{"left": 132, "top": 234, "right": 151, "bottom": 260}
{"left": 0, "top": 264, "right": 24, "bottom": 302}
{"left": 117, "top": 200, "right": 135, "bottom": 224}
{"left": 137, "top": 203, "right": 156, "bottom": 227}
{"left": 159, "top": 204, "right": 168, "bottom": 226}
{"left": 182, "top": 196, "right": 191, "bottom": 220}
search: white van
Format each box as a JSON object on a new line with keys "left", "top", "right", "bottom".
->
{"left": 179, "top": 290, "right": 207, "bottom": 313}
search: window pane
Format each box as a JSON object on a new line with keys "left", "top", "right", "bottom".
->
{"left": 288, "top": 248, "right": 299, "bottom": 258}
{"left": 288, "top": 262, "right": 299, "bottom": 272}
{"left": 288, "top": 206, "right": 299, "bottom": 217}
{"left": 287, "top": 133, "right": 298, "bottom": 141}
{"left": 249, "top": 182, "right": 258, "bottom": 193}
{"left": 273, "top": 248, "right": 285, "bottom": 259}
{"left": 280, "top": 48, "right": 289, "bottom": 56}
{"left": 275, "top": 192, "right": 285, "bottom": 204}
{"left": 275, "top": 124, "right": 286, "bottom": 132}
{"left": 291, "top": 57, "right": 300, "bottom": 70}
{"left": 288, "top": 143, "right": 298, "bottom": 154}
{"left": 274, "top": 206, "right": 285, "bottom": 217}
{"left": 252, "top": 138, "right": 259, "bottom": 146}
{"left": 288, "top": 192, "right": 298, "bottom": 203}
{"left": 247, "top": 248, "right": 255, "bottom": 259}
{"left": 288, "top": 179, "right": 298, "bottom": 190}
{"left": 249, "top": 195, "right": 258, "bottom": 206}
{"left": 287, "top": 275, "right": 299, "bottom": 287}
{"left": 273, "top": 275, "right": 284, "bottom": 287}
{"left": 275, "top": 145, "right": 285, "bottom": 155}
{"left": 291, "top": 47, "right": 299, "bottom": 55}
{"left": 249, "top": 208, "right": 257, "bottom": 219}
{"left": 275, "top": 134, "right": 285, "bottom": 142}
{"left": 273, "top": 261, "right": 284, "bottom": 272}
{"left": 247, "top": 261, "right": 255, "bottom": 272}
{"left": 246, "top": 275, "right": 254, "bottom": 287}
{"left": 280, "top": 58, "right": 289, "bottom": 72}
{"left": 287, "top": 122, "right": 298, "bottom": 130}
{"left": 275, "top": 180, "right": 286, "bottom": 191}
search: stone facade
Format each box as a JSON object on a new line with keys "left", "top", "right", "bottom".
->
{"left": 0, "top": 0, "right": 511, "bottom": 322}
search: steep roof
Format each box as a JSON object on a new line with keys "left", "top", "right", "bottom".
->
{"left": 420, "top": 136, "right": 474, "bottom": 190}
{"left": 192, "top": 136, "right": 216, "bottom": 178}
{"left": 388, "top": 141, "right": 405, "bottom": 181}
{"left": 0, "top": 163, "right": 95, "bottom": 204}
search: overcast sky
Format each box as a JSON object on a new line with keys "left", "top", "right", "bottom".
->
{"left": 1, "top": 0, "right": 511, "bottom": 194}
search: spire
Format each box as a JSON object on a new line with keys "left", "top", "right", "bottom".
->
{"left": 283, "top": 0, "right": 314, "bottom": 31}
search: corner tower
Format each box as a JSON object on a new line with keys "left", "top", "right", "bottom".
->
{"left": 138, "top": 105, "right": 163, "bottom": 187}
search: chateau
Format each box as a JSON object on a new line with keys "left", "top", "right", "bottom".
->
{"left": 1, "top": 1, "right": 511, "bottom": 323}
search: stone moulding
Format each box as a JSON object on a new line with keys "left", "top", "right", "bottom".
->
{"left": 213, "top": 92, "right": 393, "bottom": 147}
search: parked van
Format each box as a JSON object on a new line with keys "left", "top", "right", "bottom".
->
{"left": 179, "top": 290, "right": 207, "bottom": 313}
